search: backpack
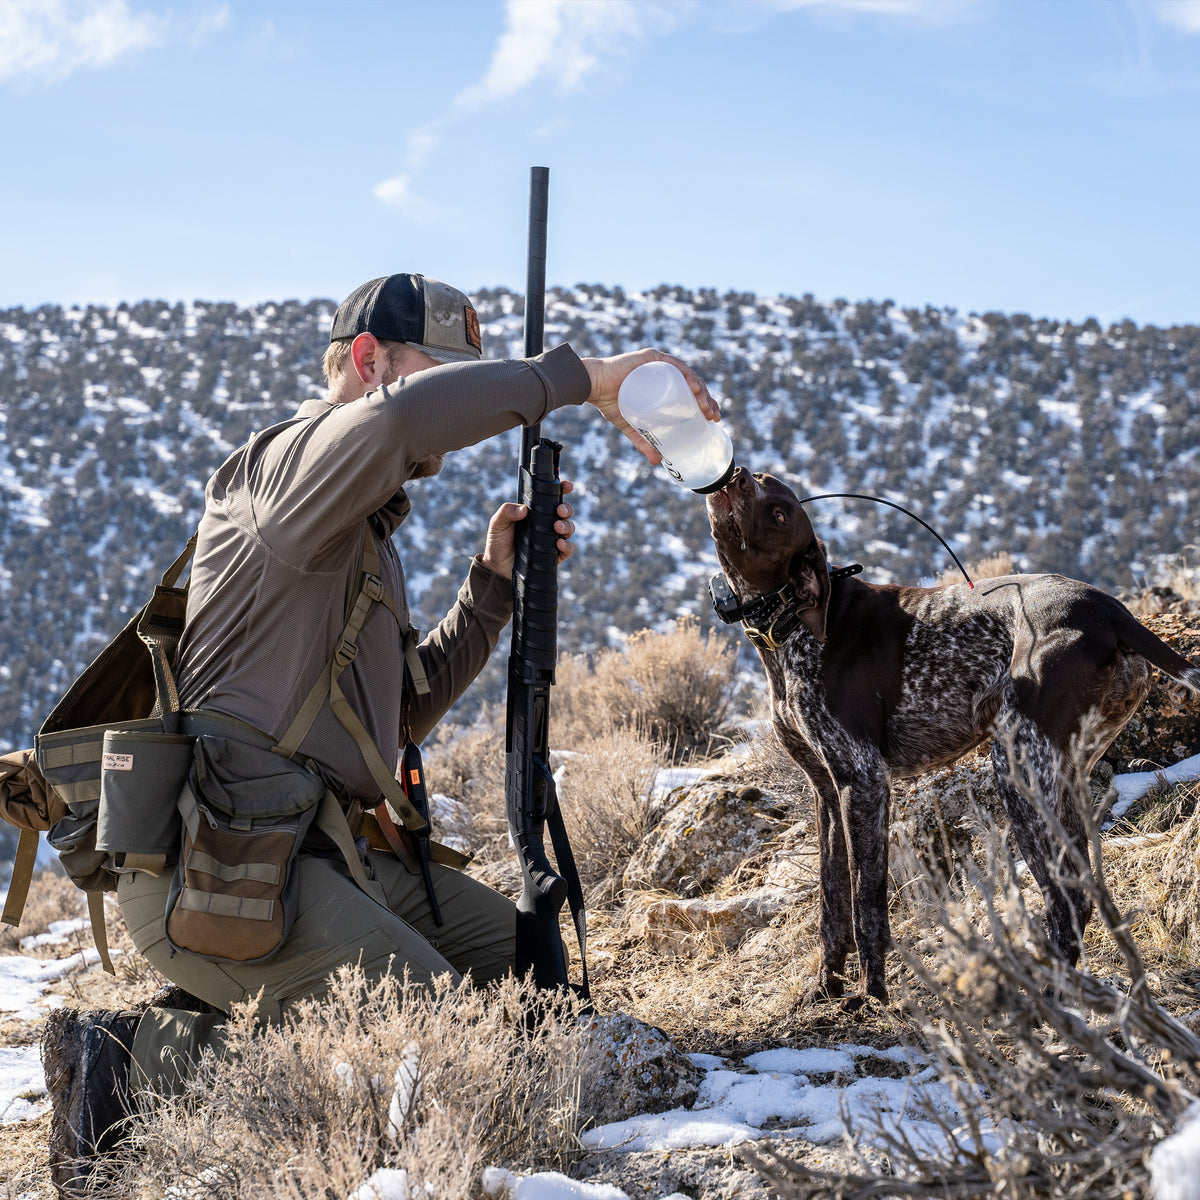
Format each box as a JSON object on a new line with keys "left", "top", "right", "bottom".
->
{"left": 0, "top": 539, "right": 196, "bottom": 972}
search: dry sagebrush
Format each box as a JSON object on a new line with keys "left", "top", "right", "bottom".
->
{"left": 422, "top": 710, "right": 666, "bottom": 899}
{"left": 555, "top": 727, "right": 664, "bottom": 901}
{"left": 747, "top": 732, "right": 1200, "bottom": 1199}
{"left": 0, "top": 866, "right": 82, "bottom": 953}
{"left": 113, "top": 970, "right": 588, "bottom": 1200}
{"left": 554, "top": 617, "right": 741, "bottom": 762}
{"left": 421, "top": 705, "right": 509, "bottom": 860}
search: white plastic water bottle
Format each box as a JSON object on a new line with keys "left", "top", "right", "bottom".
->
{"left": 617, "top": 362, "right": 735, "bottom": 493}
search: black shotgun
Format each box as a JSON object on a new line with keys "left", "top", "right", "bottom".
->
{"left": 504, "top": 166, "right": 588, "bottom": 996}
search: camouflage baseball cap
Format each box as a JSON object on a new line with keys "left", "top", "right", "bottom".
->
{"left": 329, "top": 274, "right": 483, "bottom": 363}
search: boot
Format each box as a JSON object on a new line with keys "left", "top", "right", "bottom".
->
{"left": 42, "top": 1007, "right": 141, "bottom": 1197}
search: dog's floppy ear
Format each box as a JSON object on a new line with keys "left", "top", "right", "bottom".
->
{"left": 790, "top": 538, "right": 831, "bottom": 642}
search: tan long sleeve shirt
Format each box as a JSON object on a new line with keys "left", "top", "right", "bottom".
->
{"left": 175, "top": 345, "right": 591, "bottom": 801}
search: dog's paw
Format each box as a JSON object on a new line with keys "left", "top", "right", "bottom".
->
{"left": 796, "top": 971, "right": 846, "bottom": 1008}
{"left": 838, "top": 988, "right": 890, "bottom": 1014}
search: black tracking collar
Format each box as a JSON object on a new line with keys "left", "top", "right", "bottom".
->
{"left": 708, "top": 563, "right": 863, "bottom": 652}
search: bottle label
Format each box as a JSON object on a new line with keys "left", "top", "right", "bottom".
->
{"left": 636, "top": 426, "right": 684, "bottom": 481}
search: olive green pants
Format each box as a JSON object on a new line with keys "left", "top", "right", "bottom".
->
{"left": 118, "top": 847, "right": 517, "bottom": 1094}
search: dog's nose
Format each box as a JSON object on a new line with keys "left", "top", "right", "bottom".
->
{"left": 730, "top": 465, "right": 752, "bottom": 493}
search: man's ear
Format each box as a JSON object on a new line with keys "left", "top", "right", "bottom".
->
{"left": 790, "top": 538, "right": 831, "bottom": 642}
{"left": 350, "top": 332, "right": 381, "bottom": 385}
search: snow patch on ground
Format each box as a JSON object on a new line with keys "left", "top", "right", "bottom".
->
{"left": 0, "top": 949, "right": 111, "bottom": 1019}
{"left": 0, "top": 1045, "right": 48, "bottom": 1125}
{"left": 1110, "top": 754, "right": 1200, "bottom": 820}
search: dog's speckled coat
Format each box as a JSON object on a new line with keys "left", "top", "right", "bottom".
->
{"left": 708, "top": 468, "right": 1200, "bottom": 1005}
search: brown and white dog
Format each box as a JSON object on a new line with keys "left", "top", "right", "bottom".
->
{"left": 707, "top": 466, "right": 1200, "bottom": 1006}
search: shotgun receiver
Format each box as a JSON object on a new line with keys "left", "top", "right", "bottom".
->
{"left": 504, "top": 166, "right": 587, "bottom": 996}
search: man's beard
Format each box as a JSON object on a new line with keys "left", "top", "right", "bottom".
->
{"left": 410, "top": 454, "right": 445, "bottom": 479}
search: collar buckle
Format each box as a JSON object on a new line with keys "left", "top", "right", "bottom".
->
{"left": 744, "top": 621, "right": 782, "bottom": 652}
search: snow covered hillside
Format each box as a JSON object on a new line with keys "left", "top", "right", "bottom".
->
{"left": 1, "top": 287, "right": 1197, "bottom": 761}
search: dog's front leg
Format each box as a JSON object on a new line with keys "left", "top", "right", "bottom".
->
{"left": 776, "top": 729, "right": 854, "bottom": 1000}
{"left": 813, "top": 769, "right": 855, "bottom": 999}
{"left": 839, "top": 761, "right": 892, "bottom": 1006}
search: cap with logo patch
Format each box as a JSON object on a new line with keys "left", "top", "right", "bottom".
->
{"left": 329, "top": 274, "right": 483, "bottom": 364}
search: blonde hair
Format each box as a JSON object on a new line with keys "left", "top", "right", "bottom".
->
{"left": 322, "top": 338, "right": 353, "bottom": 384}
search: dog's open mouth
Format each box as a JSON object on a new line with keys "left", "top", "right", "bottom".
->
{"left": 706, "top": 484, "right": 748, "bottom": 554}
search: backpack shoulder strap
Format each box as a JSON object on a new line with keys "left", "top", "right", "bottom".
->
{"left": 272, "top": 528, "right": 429, "bottom": 834}
{"left": 137, "top": 535, "right": 197, "bottom": 727}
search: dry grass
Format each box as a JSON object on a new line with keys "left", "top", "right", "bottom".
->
{"left": 0, "top": 1113, "right": 53, "bottom": 1199}
{"left": 731, "top": 723, "right": 813, "bottom": 803}
{"left": 0, "top": 868, "right": 82, "bottom": 954}
{"left": 1124, "top": 545, "right": 1200, "bottom": 616}
{"left": 422, "top": 704, "right": 509, "bottom": 860}
{"left": 554, "top": 618, "right": 742, "bottom": 762}
{"left": 747, "top": 732, "right": 1200, "bottom": 1199}
{"left": 106, "top": 970, "right": 588, "bottom": 1200}
{"left": 1103, "top": 778, "right": 1200, "bottom": 970}
{"left": 424, "top": 702, "right": 671, "bottom": 908}
{"left": 555, "top": 728, "right": 665, "bottom": 900}
{"left": 937, "top": 550, "right": 1015, "bottom": 588}
{"left": 591, "top": 898, "right": 840, "bottom": 1056}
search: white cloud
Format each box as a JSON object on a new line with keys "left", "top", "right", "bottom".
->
{"left": 372, "top": 174, "right": 458, "bottom": 224}
{"left": 186, "top": 2, "right": 231, "bottom": 46}
{"left": 372, "top": 0, "right": 684, "bottom": 218}
{"left": 0, "top": 0, "right": 163, "bottom": 86}
{"left": 0, "top": 0, "right": 229, "bottom": 88}
{"left": 759, "top": 0, "right": 981, "bottom": 22}
{"left": 373, "top": 175, "right": 412, "bottom": 210}
{"left": 406, "top": 128, "right": 441, "bottom": 168}
{"left": 1151, "top": 0, "right": 1200, "bottom": 34}
{"left": 452, "top": 0, "right": 677, "bottom": 112}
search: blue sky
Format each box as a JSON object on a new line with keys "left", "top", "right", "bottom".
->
{"left": 2, "top": 0, "right": 1199, "bottom": 327}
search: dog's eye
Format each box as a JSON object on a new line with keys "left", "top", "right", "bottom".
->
{"left": 772, "top": 510, "right": 787, "bottom": 525}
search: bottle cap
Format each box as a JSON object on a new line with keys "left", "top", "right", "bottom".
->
{"left": 691, "top": 458, "right": 737, "bottom": 495}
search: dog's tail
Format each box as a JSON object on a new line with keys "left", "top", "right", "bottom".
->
{"left": 1115, "top": 609, "right": 1200, "bottom": 694}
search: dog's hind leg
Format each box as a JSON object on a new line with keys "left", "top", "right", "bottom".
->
{"left": 991, "top": 696, "right": 1093, "bottom": 966}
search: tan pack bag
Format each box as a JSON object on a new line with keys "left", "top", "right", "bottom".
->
{"left": 0, "top": 540, "right": 196, "bottom": 972}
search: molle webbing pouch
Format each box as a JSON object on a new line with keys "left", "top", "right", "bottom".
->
{"left": 36, "top": 540, "right": 196, "bottom": 882}
{"left": 165, "top": 734, "right": 324, "bottom": 965}
{"left": 40, "top": 716, "right": 169, "bottom": 890}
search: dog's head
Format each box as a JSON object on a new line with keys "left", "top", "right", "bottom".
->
{"left": 706, "top": 467, "right": 831, "bottom": 641}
